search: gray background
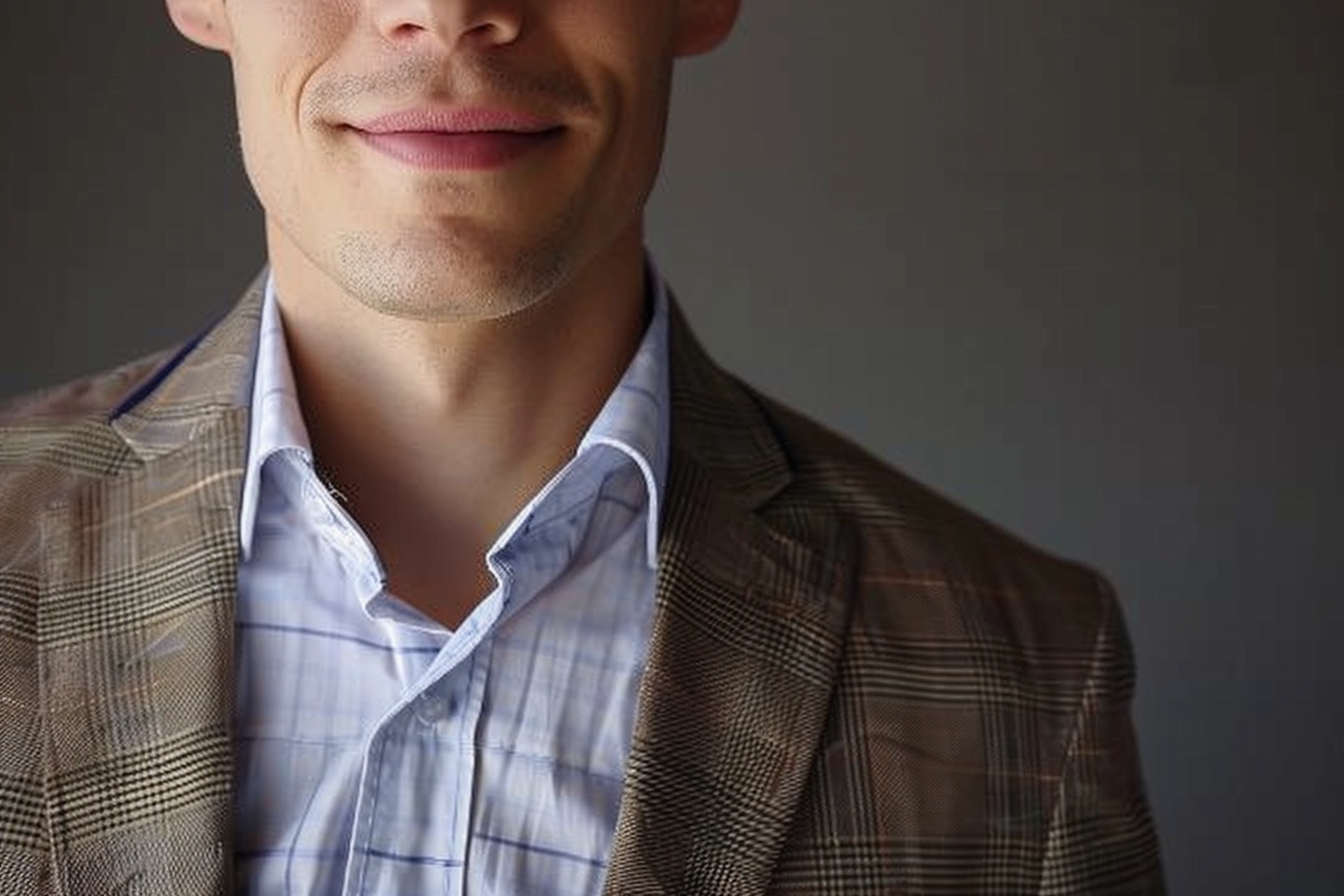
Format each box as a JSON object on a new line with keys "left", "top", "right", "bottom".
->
{"left": 3, "top": 2, "right": 1340, "bottom": 893}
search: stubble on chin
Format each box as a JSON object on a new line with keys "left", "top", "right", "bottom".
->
{"left": 331, "top": 214, "right": 579, "bottom": 323}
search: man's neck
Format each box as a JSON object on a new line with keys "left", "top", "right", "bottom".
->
{"left": 266, "top": 229, "right": 650, "bottom": 627}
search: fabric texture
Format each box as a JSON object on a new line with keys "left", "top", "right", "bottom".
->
{"left": 0, "top": 276, "right": 1165, "bottom": 894}
{"left": 233, "top": 275, "right": 669, "bottom": 894}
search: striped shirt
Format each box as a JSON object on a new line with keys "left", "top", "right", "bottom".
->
{"left": 233, "top": 272, "right": 670, "bottom": 895}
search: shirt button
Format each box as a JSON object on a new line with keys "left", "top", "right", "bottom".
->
{"left": 414, "top": 694, "right": 448, "bottom": 725}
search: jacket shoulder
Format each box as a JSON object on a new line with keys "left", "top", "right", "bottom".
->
{"left": 0, "top": 351, "right": 175, "bottom": 432}
{"left": 756, "top": 392, "right": 1095, "bottom": 560}
{"left": 745, "top": 395, "right": 1162, "bottom": 891}
{"left": 0, "top": 352, "right": 173, "bottom": 531}
{"left": 749, "top": 388, "right": 1117, "bottom": 656}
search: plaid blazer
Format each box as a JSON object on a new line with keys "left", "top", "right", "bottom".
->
{"left": 0, "top": 280, "right": 1164, "bottom": 894}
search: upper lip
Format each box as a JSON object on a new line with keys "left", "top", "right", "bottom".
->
{"left": 350, "top": 106, "right": 562, "bottom": 135}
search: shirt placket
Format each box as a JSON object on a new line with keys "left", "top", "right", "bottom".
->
{"left": 342, "top": 580, "right": 513, "bottom": 896}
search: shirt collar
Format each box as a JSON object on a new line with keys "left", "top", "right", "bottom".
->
{"left": 576, "top": 263, "right": 671, "bottom": 567}
{"left": 239, "top": 273, "right": 312, "bottom": 558}
{"left": 239, "top": 263, "right": 672, "bottom": 567}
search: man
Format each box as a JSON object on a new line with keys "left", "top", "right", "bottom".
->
{"left": 0, "top": 0, "right": 1164, "bottom": 892}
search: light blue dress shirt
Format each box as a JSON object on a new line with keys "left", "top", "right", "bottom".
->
{"left": 233, "top": 272, "right": 670, "bottom": 895}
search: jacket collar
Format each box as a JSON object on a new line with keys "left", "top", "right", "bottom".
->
{"left": 110, "top": 275, "right": 264, "bottom": 462}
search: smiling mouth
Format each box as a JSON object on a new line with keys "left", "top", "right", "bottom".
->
{"left": 347, "top": 106, "right": 566, "bottom": 172}
{"left": 351, "top": 127, "right": 565, "bottom": 171}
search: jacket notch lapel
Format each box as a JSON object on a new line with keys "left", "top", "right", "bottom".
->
{"left": 605, "top": 458, "right": 857, "bottom": 895}
{"left": 37, "top": 408, "right": 248, "bottom": 895}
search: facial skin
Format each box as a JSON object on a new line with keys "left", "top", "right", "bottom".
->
{"left": 166, "top": 0, "right": 740, "bottom": 322}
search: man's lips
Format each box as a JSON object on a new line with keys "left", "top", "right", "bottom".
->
{"left": 348, "top": 107, "right": 564, "bottom": 171}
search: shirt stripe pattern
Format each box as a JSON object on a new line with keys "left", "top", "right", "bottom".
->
{"left": 232, "top": 272, "right": 670, "bottom": 896}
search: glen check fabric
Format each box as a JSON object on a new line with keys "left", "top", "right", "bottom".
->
{"left": 0, "top": 276, "right": 1165, "bottom": 894}
{"left": 0, "top": 300, "right": 254, "bottom": 894}
{"left": 232, "top": 277, "right": 669, "bottom": 894}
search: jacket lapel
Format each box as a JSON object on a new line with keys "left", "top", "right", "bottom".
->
{"left": 38, "top": 283, "right": 262, "bottom": 895}
{"left": 604, "top": 308, "right": 857, "bottom": 895}
{"left": 35, "top": 282, "right": 850, "bottom": 894}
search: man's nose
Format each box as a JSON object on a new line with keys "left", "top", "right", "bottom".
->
{"left": 368, "top": 0, "right": 523, "bottom": 50}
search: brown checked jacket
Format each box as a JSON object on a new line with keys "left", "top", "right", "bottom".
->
{"left": 0, "top": 280, "right": 1164, "bottom": 894}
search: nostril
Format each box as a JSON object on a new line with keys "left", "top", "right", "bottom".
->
{"left": 372, "top": 1, "right": 523, "bottom": 50}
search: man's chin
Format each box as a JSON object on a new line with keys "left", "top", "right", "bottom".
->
{"left": 327, "top": 252, "right": 570, "bottom": 324}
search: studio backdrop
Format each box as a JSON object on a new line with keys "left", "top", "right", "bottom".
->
{"left": 2, "top": 3, "right": 1340, "bottom": 894}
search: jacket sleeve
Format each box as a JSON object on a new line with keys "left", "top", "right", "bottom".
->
{"left": 1038, "top": 582, "right": 1166, "bottom": 894}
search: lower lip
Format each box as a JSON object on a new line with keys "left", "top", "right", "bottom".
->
{"left": 353, "top": 128, "right": 561, "bottom": 171}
